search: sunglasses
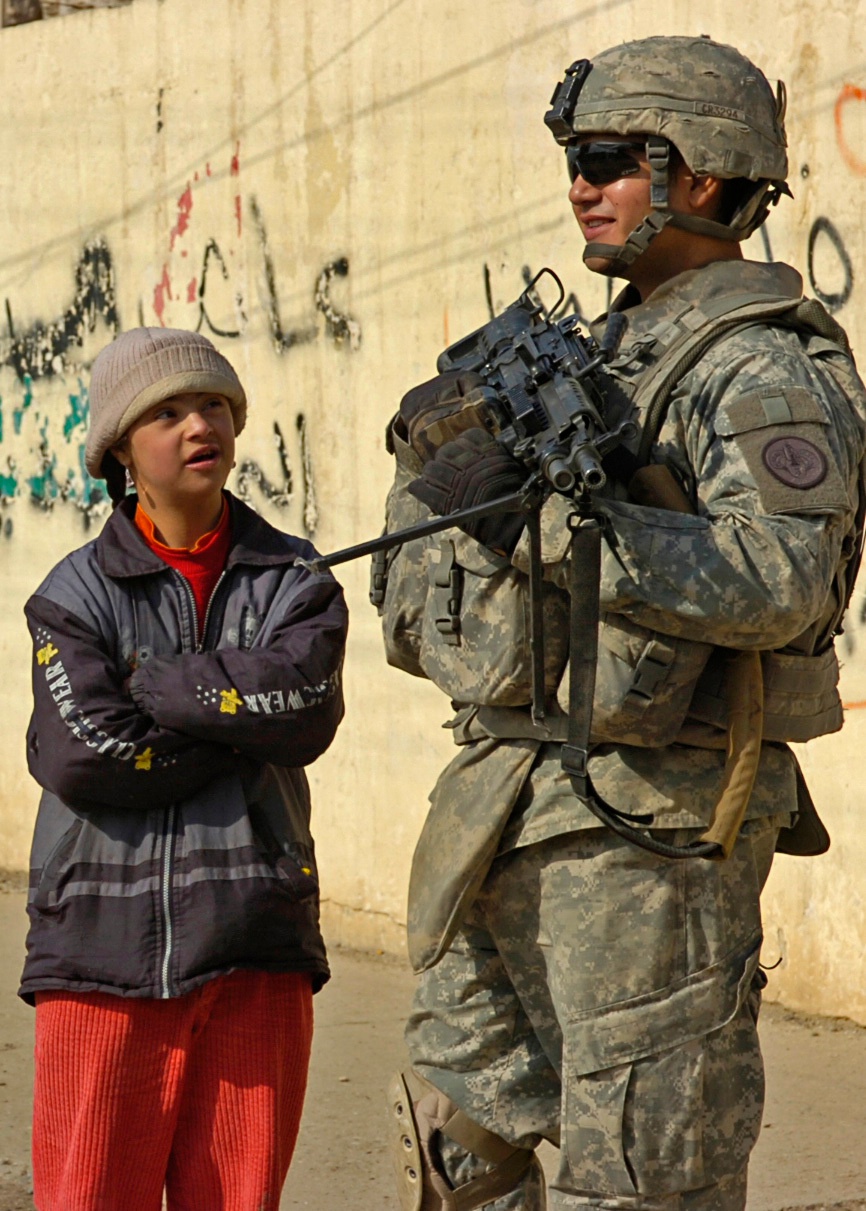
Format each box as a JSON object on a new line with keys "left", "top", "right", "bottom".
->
{"left": 565, "top": 141, "right": 646, "bottom": 186}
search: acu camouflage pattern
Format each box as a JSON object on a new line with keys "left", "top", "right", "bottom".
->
{"left": 380, "top": 258, "right": 866, "bottom": 1203}
{"left": 381, "top": 259, "right": 866, "bottom": 922}
{"left": 504, "top": 259, "right": 866, "bottom": 851}
{"left": 562, "top": 36, "right": 788, "bottom": 183}
{"left": 587, "top": 260, "right": 865, "bottom": 653}
{"left": 406, "top": 819, "right": 779, "bottom": 1207}
{"left": 383, "top": 424, "right": 571, "bottom": 706}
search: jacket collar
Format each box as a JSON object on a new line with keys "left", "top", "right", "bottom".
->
{"left": 588, "top": 259, "right": 805, "bottom": 377}
{"left": 601, "top": 259, "right": 803, "bottom": 346}
{"left": 97, "top": 492, "right": 301, "bottom": 580}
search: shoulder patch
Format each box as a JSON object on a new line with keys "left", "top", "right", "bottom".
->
{"left": 762, "top": 436, "right": 827, "bottom": 489}
{"left": 716, "top": 386, "right": 850, "bottom": 515}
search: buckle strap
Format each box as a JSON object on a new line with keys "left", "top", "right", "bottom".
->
{"left": 646, "top": 135, "right": 670, "bottom": 210}
{"left": 429, "top": 540, "right": 462, "bottom": 643}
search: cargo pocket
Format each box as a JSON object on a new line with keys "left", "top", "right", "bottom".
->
{"left": 562, "top": 937, "right": 764, "bottom": 1196}
{"left": 248, "top": 804, "right": 319, "bottom": 903}
{"left": 418, "top": 531, "right": 569, "bottom": 706}
{"left": 561, "top": 613, "right": 713, "bottom": 747}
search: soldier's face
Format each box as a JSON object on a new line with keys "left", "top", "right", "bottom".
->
{"left": 567, "top": 134, "right": 718, "bottom": 295}
{"left": 567, "top": 136, "right": 655, "bottom": 271}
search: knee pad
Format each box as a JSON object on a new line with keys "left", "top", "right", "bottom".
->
{"left": 387, "top": 1068, "right": 537, "bottom": 1211}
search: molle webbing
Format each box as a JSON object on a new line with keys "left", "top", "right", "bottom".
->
{"left": 633, "top": 291, "right": 852, "bottom": 463}
{"left": 688, "top": 645, "right": 843, "bottom": 743}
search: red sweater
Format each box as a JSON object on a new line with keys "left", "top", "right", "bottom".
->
{"left": 135, "top": 500, "right": 231, "bottom": 642}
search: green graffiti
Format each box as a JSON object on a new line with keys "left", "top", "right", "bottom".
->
{"left": 63, "top": 384, "right": 89, "bottom": 441}
{"left": 0, "top": 377, "right": 108, "bottom": 525}
{"left": 29, "top": 428, "right": 60, "bottom": 508}
{"left": 77, "top": 443, "right": 108, "bottom": 511}
{"left": 12, "top": 375, "right": 34, "bottom": 436}
{"left": 0, "top": 456, "right": 18, "bottom": 500}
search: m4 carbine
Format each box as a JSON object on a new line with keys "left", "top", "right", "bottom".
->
{"left": 298, "top": 267, "right": 632, "bottom": 582}
{"left": 432, "top": 267, "right": 633, "bottom": 496}
{"left": 297, "top": 271, "right": 741, "bottom": 862}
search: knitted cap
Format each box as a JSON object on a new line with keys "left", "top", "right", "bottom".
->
{"left": 85, "top": 327, "right": 247, "bottom": 477}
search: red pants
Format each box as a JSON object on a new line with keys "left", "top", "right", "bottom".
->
{"left": 33, "top": 969, "right": 313, "bottom": 1211}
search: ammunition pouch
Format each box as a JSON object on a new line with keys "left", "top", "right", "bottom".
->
{"left": 687, "top": 645, "right": 843, "bottom": 743}
{"left": 419, "top": 536, "right": 842, "bottom": 750}
{"left": 417, "top": 530, "right": 569, "bottom": 707}
{"left": 574, "top": 614, "right": 715, "bottom": 747}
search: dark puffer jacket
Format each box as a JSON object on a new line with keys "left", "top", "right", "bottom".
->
{"left": 20, "top": 494, "right": 348, "bottom": 1003}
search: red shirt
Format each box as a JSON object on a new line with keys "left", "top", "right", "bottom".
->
{"left": 135, "top": 500, "right": 232, "bottom": 643}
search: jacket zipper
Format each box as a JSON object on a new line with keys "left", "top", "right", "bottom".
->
{"left": 157, "top": 569, "right": 228, "bottom": 998}
{"left": 197, "top": 571, "right": 227, "bottom": 651}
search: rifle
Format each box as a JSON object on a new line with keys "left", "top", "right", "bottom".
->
{"left": 298, "top": 270, "right": 742, "bottom": 861}
{"left": 296, "top": 267, "right": 631, "bottom": 716}
{"left": 299, "top": 268, "right": 634, "bottom": 553}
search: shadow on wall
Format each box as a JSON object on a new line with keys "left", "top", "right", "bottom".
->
{"left": 1, "top": 0, "right": 130, "bottom": 27}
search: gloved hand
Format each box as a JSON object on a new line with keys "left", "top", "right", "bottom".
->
{"left": 407, "top": 428, "right": 527, "bottom": 554}
{"left": 397, "top": 370, "right": 488, "bottom": 462}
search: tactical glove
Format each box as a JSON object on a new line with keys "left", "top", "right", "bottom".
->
{"left": 397, "top": 370, "right": 489, "bottom": 462}
{"left": 407, "top": 428, "right": 527, "bottom": 554}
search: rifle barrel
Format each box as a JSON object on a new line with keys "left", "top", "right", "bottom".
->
{"left": 295, "top": 487, "right": 530, "bottom": 574}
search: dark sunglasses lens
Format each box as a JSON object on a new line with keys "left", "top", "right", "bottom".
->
{"left": 566, "top": 143, "right": 643, "bottom": 186}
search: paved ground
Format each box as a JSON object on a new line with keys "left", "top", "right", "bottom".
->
{"left": 0, "top": 888, "right": 864, "bottom": 1210}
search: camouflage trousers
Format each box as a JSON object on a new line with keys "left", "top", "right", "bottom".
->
{"left": 405, "top": 818, "right": 782, "bottom": 1210}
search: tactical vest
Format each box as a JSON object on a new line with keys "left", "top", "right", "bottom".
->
{"left": 382, "top": 288, "right": 865, "bottom": 749}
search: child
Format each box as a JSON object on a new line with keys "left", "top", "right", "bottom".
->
{"left": 21, "top": 327, "right": 348, "bottom": 1211}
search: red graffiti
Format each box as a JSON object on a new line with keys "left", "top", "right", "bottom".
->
{"left": 170, "top": 185, "right": 194, "bottom": 249}
{"left": 835, "top": 84, "right": 866, "bottom": 176}
{"left": 230, "top": 141, "right": 240, "bottom": 177}
{"left": 153, "top": 266, "right": 173, "bottom": 326}
{"left": 187, "top": 278, "right": 198, "bottom": 304}
{"left": 234, "top": 195, "right": 242, "bottom": 237}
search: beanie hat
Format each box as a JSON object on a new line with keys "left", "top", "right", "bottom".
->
{"left": 85, "top": 327, "right": 247, "bottom": 478}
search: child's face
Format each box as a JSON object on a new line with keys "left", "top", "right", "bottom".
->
{"left": 112, "top": 391, "right": 236, "bottom": 510}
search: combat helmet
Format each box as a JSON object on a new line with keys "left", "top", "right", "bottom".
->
{"left": 545, "top": 35, "right": 791, "bottom": 275}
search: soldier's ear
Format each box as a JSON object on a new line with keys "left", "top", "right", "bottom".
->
{"left": 685, "top": 172, "right": 725, "bottom": 220}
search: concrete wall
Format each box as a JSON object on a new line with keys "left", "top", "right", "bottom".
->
{"left": 1, "top": 0, "right": 865, "bottom": 1022}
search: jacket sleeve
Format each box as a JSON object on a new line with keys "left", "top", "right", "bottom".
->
{"left": 594, "top": 333, "right": 866, "bottom": 650}
{"left": 128, "top": 569, "right": 348, "bottom": 767}
{"left": 26, "top": 595, "right": 245, "bottom": 811}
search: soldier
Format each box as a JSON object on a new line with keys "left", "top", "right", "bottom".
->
{"left": 378, "top": 36, "right": 866, "bottom": 1211}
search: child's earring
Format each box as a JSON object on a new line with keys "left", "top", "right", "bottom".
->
{"left": 125, "top": 469, "right": 134, "bottom": 490}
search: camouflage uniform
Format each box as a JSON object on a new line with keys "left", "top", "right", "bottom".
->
{"left": 380, "top": 257, "right": 866, "bottom": 1209}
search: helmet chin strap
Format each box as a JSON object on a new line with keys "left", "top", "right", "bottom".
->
{"left": 581, "top": 135, "right": 744, "bottom": 278}
{"left": 583, "top": 210, "right": 672, "bottom": 276}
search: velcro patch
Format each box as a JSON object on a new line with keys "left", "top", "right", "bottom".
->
{"left": 762, "top": 436, "right": 827, "bottom": 489}
{"left": 716, "top": 387, "right": 850, "bottom": 515}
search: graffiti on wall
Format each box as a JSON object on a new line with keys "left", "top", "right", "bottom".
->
{"left": 0, "top": 144, "right": 362, "bottom": 539}
{"left": 795, "top": 80, "right": 866, "bottom": 316}
{"left": 3, "top": 73, "right": 866, "bottom": 547}
{"left": 2, "top": 238, "right": 119, "bottom": 381}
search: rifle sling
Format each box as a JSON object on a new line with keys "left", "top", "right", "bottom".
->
{"left": 560, "top": 510, "right": 724, "bottom": 860}
{"left": 527, "top": 507, "right": 546, "bottom": 726}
